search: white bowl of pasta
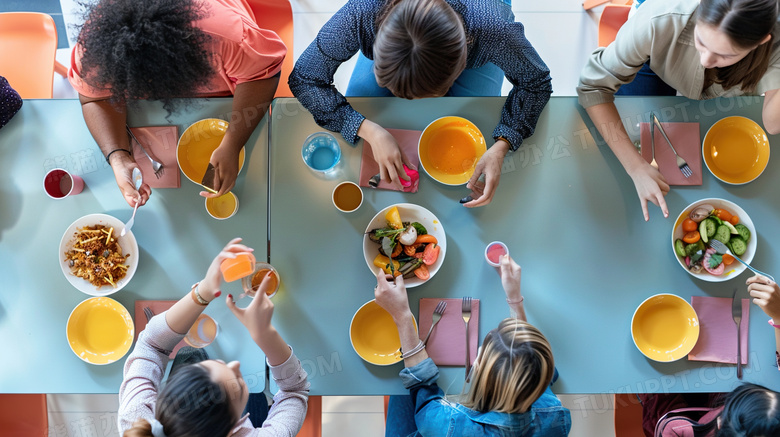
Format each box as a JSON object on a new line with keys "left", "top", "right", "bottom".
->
{"left": 59, "top": 214, "right": 139, "bottom": 296}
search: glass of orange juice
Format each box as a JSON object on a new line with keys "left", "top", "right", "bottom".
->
{"left": 184, "top": 313, "right": 219, "bottom": 348}
{"left": 221, "top": 252, "right": 256, "bottom": 282}
{"left": 241, "top": 263, "right": 280, "bottom": 299}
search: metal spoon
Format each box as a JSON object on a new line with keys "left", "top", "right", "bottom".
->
{"left": 120, "top": 168, "right": 143, "bottom": 237}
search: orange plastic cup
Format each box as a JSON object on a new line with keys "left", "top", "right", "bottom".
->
{"left": 220, "top": 252, "right": 256, "bottom": 282}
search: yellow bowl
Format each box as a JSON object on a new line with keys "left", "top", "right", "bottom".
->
{"left": 350, "top": 300, "right": 416, "bottom": 366}
{"left": 631, "top": 294, "right": 699, "bottom": 362}
{"left": 702, "top": 116, "right": 769, "bottom": 185}
{"left": 66, "top": 297, "right": 134, "bottom": 365}
{"left": 418, "top": 116, "right": 486, "bottom": 185}
{"left": 177, "top": 119, "right": 246, "bottom": 186}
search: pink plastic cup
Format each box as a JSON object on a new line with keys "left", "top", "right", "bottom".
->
{"left": 43, "top": 168, "right": 84, "bottom": 199}
{"left": 485, "top": 241, "right": 509, "bottom": 267}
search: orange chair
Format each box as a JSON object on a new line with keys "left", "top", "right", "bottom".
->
{"left": 583, "top": 0, "right": 632, "bottom": 11}
{"left": 296, "top": 395, "right": 322, "bottom": 437}
{"left": 0, "top": 394, "right": 48, "bottom": 437}
{"left": 0, "top": 12, "right": 68, "bottom": 99}
{"left": 598, "top": 4, "right": 632, "bottom": 47}
{"left": 246, "top": 0, "right": 294, "bottom": 98}
{"left": 614, "top": 393, "right": 644, "bottom": 437}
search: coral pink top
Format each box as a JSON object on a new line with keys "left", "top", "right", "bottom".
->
{"left": 69, "top": 0, "right": 286, "bottom": 98}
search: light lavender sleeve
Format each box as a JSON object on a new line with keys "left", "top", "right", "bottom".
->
{"left": 231, "top": 350, "right": 310, "bottom": 437}
{"left": 117, "top": 313, "right": 183, "bottom": 433}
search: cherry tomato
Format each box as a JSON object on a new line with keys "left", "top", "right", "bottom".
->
{"left": 682, "top": 231, "right": 701, "bottom": 244}
{"left": 729, "top": 215, "right": 740, "bottom": 225}
{"left": 422, "top": 243, "right": 440, "bottom": 266}
{"left": 682, "top": 218, "right": 698, "bottom": 232}
{"left": 413, "top": 263, "right": 430, "bottom": 280}
{"left": 722, "top": 254, "right": 735, "bottom": 265}
{"left": 714, "top": 208, "right": 733, "bottom": 222}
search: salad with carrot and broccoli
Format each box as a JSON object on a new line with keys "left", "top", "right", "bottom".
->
{"left": 674, "top": 203, "right": 751, "bottom": 276}
{"left": 366, "top": 206, "right": 440, "bottom": 281}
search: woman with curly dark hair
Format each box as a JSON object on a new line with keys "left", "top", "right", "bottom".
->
{"left": 69, "top": 0, "right": 286, "bottom": 207}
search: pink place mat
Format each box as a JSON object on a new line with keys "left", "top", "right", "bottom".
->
{"left": 134, "top": 300, "right": 185, "bottom": 358}
{"left": 640, "top": 122, "right": 702, "bottom": 185}
{"left": 359, "top": 128, "right": 421, "bottom": 193}
{"left": 129, "top": 126, "right": 180, "bottom": 188}
{"left": 418, "top": 298, "right": 479, "bottom": 367}
{"left": 688, "top": 297, "right": 749, "bottom": 364}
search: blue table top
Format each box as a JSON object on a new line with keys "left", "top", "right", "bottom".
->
{"left": 268, "top": 96, "right": 780, "bottom": 395}
{"left": 0, "top": 99, "right": 269, "bottom": 393}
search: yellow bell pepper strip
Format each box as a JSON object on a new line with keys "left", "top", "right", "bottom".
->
{"left": 385, "top": 206, "right": 403, "bottom": 229}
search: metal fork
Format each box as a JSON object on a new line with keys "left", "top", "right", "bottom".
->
{"left": 731, "top": 288, "right": 743, "bottom": 379}
{"left": 462, "top": 297, "right": 472, "bottom": 378}
{"left": 652, "top": 113, "right": 692, "bottom": 178}
{"left": 708, "top": 239, "right": 775, "bottom": 282}
{"left": 421, "top": 301, "right": 447, "bottom": 346}
{"left": 143, "top": 306, "right": 155, "bottom": 323}
{"left": 126, "top": 125, "right": 165, "bottom": 179}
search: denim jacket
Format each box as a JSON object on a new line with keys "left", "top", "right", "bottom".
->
{"left": 399, "top": 359, "right": 571, "bottom": 436}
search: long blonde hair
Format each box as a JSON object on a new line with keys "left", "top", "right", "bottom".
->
{"left": 461, "top": 319, "right": 555, "bottom": 414}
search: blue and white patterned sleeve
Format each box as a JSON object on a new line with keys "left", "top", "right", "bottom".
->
{"left": 481, "top": 20, "right": 552, "bottom": 150}
{"left": 288, "top": 0, "right": 379, "bottom": 145}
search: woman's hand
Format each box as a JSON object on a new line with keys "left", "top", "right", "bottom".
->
{"left": 199, "top": 238, "right": 253, "bottom": 301}
{"left": 747, "top": 275, "right": 780, "bottom": 321}
{"left": 201, "top": 144, "right": 240, "bottom": 197}
{"left": 112, "top": 154, "right": 151, "bottom": 207}
{"left": 226, "top": 272, "right": 276, "bottom": 342}
{"left": 627, "top": 158, "right": 670, "bottom": 222}
{"left": 359, "top": 120, "right": 412, "bottom": 190}
{"left": 374, "top": 269, "right": 411, "bottom": 322}
{"left": 499, "top": 254, "right": 522, "bottom": 302}
{"left": 463, "top": 140, "right": 510, "bottom": 208}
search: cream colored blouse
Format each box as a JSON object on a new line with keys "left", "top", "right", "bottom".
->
{"left": 577, "top": 0, "right": 780, "bottom": 108}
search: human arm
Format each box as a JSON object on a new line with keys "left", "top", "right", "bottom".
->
{"left": 78, "top": 94, "right": 152, "bottom": 207}
{"left": 201, "top": 76, "right": 279, "bottom": 198}
{"left": 374, "top": 270, "right": 428, "bottom": 368}
{"left": 461, "top": 20, "right": 550, "bottom": 207}
{"left": 117, "top": 238, "right": 248, "bottom": 432}
{"left": 463, "top": 139, "right": 510, "bottom": 208}
{"left": 499, "top": 255, "right": 526, "bottom": 321}
{"left": 357, "top": 120, "right": 413, "bottom": 190}
{"left": 226, "top": 272, "right": 309, "bottom": 436}
{"left": 746, "top": 274, "right": 780, "bottom": 367}
{"left": 762, "top": 89, "right": 780, "bottom": 135}
{"left": 584, "top": 102, "right": 669, "bottom": 221}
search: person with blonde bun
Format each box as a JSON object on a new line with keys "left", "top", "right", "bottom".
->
{"left": 374, "top": 255, "right": 571, "bottom": 436}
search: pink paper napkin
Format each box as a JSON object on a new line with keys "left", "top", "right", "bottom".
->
{"left": 418, "top": 298, "right": 479, "bottom": 366}
{"left": 129, "top": 126, "right": 180, "bottom": 188}
{"left": 360, "top": 128, "right": 421, "bottom": 193}
{"left": 134, "top": 300, "right": 185, "bottom": 358}
{"left": 640, "top": 122, "right": 702, "bottom": 185}
{"left": 688, "top": 296, "right": 749, "bottom": 364}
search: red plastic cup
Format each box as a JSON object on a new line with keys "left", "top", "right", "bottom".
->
{"left": 43, "top": 168, "right": 84, "bottom": 199}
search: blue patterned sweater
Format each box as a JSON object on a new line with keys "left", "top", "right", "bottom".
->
{"left": 288, "top": 0, "right": 552, "bottom": 150}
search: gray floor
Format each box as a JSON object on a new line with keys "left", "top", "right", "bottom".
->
{"left": 40, "top": 0, "right": 618, "bottom": 435}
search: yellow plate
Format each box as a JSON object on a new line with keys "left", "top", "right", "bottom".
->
{"left": 631, "top": 294, "right": 699, "bottom": 362}
{"left": 66, "top": 297, "right": 134, "bottom": 365}
{"left": 418, "top": 116, "right": 486, "bottom": 185}
{"left": 177, "top": 119, "right": 246, "bottom": 186}
{"left": 702, "top": 116, "right": 769, "bottom": 185}
{"left": 350, "top": 300, "right": 416, "bottom": 366}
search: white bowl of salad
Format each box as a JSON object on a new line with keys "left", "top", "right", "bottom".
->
{"left": 671, "top": 198, "right": 756, "bottom": 282}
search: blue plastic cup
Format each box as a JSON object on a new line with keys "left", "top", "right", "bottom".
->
{"left": 302, "top": 132, "right": 341, "bottom": 173}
